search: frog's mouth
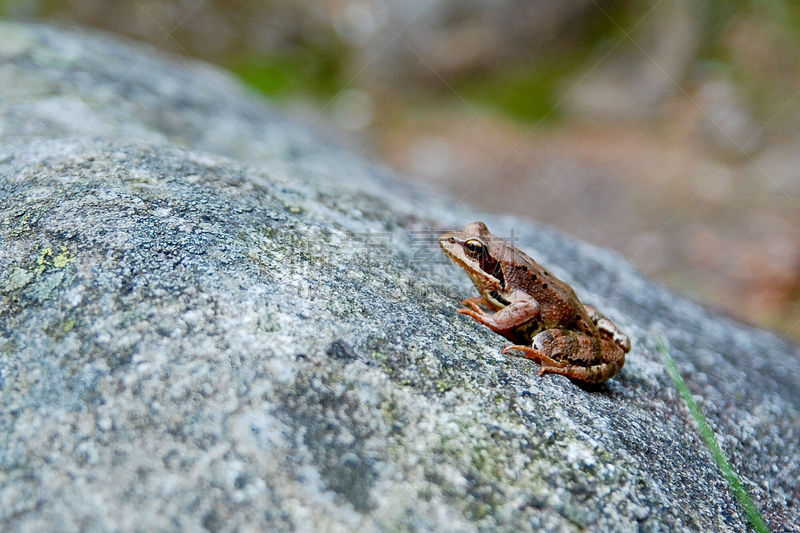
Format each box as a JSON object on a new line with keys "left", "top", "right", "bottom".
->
{"left": 466, "top": 269, "right": 502, "bottom": 295}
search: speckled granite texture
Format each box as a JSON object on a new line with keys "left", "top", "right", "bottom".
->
{"left": 1, "top": 22, "right": 798, "bottom": 532}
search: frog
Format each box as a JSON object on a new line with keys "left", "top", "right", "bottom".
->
{"left": 439, "top": 221, "right": 630, "bottom": 384}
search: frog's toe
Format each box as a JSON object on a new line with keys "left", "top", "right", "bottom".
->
{"left": 460, "top": 298, "right": 484, "bottom": 312}
{"left": 502, "top": 344, "right": 534, "bottom": 355}
{"left": 538, "top": 364, "right": 568, "bottom": 376}
{"left": 457, "top": 308, "right": 480, "bottom": 319}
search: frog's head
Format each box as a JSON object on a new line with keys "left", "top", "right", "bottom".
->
{"left": 439, "top": 221, "right": 508, "bottom": 304}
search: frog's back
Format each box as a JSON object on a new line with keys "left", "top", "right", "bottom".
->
{"left": 501, "top": 248, "right": 597, "bottom": 337}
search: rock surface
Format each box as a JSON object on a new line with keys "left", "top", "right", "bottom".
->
{"left": 1, "top": 22, "right": 798, "bottom": 532}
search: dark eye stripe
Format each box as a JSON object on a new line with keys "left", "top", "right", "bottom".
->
{"left": 479, "top": 254, "right": 505, "bottom": 288}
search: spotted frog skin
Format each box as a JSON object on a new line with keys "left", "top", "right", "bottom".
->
{"left": 440, "top": 221, "right": 631, "bottom": 384}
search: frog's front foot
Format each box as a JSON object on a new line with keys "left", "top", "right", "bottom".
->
{"left": 460, "top": 297, "right": 485, "bottom": 313}
{"left": 458, "top": 304, "right": 497, "bottom": 330}
{"left": 458, "top": 301, "right": 516, "bottom": 340}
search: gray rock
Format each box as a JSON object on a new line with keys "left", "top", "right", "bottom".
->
{"left": 1, "top": 22, "right": 798, "bottom": 532}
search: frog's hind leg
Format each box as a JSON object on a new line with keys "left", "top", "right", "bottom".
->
{"left": 502, "top": 344, "right": 543, "bottom": 361}
{"left": 504, "top": 329, "right": 625, "bottom": 384}
{"left": 534, "top": 358, "right": 624, "bottom": 384}
{"left": 501, "top": 345, "right": 569, "bottom": 375}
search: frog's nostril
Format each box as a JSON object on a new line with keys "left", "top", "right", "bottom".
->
{"left": 448, "top": 237, "right": 456, "bottom": 243}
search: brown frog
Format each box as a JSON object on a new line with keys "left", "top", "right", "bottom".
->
{"left": 439, "top": 221, "right": 630, "bottom": 384}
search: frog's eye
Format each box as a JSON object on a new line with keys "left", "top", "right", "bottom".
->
{"left": 464, "top": 239, "right": 485, "bottom": 257}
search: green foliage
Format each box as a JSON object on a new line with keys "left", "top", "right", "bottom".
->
{"left": 455, "top": 55, "right": 579, "bottom": 124}
{"left": 697, "top": 0, "right": 800, "bottom": 117}
{"left": 746, "top": 0, "right": 800, "bottom": 36}
{"left": 451, "top": 0, "right": 630, "bottom": 124}
{"left": 7, "top": 0, "right": 800, "bottom": 123}
{"left": 0, "top": 0, "right": 45, "bottom": 18}
{"left": 232, "top": 39, "right": 348, "bottom": 100}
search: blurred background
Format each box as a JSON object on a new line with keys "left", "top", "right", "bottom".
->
{"left": 2, "top": 0, "right": 800, "bottom": 341}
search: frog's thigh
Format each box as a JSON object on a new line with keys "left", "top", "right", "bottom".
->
{"left": 532, "top": 329, "right": 610, "bottom": 363}
{"left": 531, "top": 328, "right": 625, "bottom": 382}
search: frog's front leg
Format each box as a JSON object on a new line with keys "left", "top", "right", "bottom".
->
{"left": 583, "top": 304, "right": 631, "bottom": 353}
{"left": 457, "top": 291, "right": 540, "bottom": 340}
{"left": 502, "top": 328, "right": 625, "bottom": 384}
